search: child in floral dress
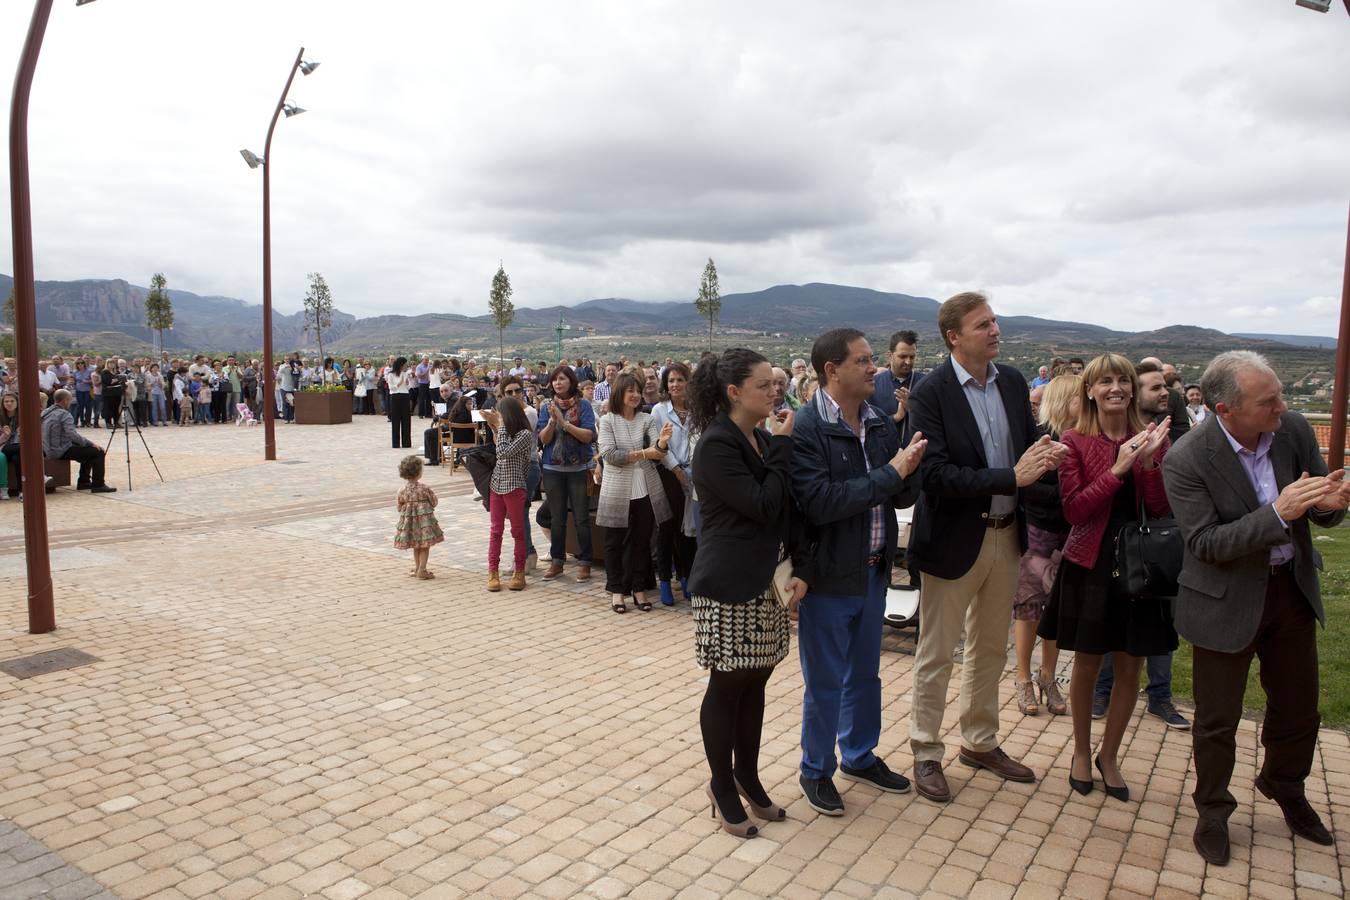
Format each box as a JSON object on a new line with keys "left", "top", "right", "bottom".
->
{"left": 394, "top": 455, "right": 443, "bottom": 579}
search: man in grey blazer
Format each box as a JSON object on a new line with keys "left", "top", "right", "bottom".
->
{"left": 1163, "top": 351, "right": 1349, "bottom": 866}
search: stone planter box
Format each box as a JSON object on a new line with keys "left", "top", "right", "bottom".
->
{"left": 293, "top": 390, "right": 353, "bottom": 425}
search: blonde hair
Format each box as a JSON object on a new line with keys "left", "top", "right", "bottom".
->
{"left": 1074, "top": 353, "right": 1146, "bottom": 437}
{"left": 1038, "top": 374, "right": 1081, "bottom": 436}
{"left": 398, "top": 455, "right": 423, "bottom": 480}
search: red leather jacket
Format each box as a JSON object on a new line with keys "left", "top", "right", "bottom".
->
{"left": 1059, "top": 428, "right": 1171, "bottom": 569}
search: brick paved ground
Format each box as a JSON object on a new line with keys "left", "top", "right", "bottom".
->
{"left": 1, "top": 416, "right": 1347, "bottom": 899}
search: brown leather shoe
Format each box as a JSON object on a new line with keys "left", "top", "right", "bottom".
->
{"left": 1193, "top": 818, "right": 1230, "bottom": 866}
{"left": 958, "top": 746, "right": 1036, "bottom": 783}
{"left": 543, "top": 561, "right": 564, "bottom": 580}
{"left": 486, "top": 570, "right": 501, "bottom": 592}
{"left": 913, "top": 760, "right": 951, "bottom": 803}
{"left": 575, "top": 564, "right": 591, "bottom": 582}
{"left": 1256, "top": 775, "right": 1334, "bottom": 845}
{"left": 508, "top": 569, "right": 526, "bottom": 591}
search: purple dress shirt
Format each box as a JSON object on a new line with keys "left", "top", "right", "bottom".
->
{"left": 1217, "top": 419, "right": 1293, "bottom": 566}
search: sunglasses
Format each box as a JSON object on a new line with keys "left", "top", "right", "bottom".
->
{"left": 503, "top": 388, "right": 523, "bottom": 395}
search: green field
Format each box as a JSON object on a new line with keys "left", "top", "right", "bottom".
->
{"left": 1169, "top": 528, "right": 1350, "bottom": 730}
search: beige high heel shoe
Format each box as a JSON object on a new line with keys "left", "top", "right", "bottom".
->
{"left": 734, "top": 776, "right": 786, "bottom": 821}
{"left": 705, "top": 784, "right": 757, "bottom": 838}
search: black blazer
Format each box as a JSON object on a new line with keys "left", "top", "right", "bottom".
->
{"left": 687, "top": 413, "right": 796, "bottom": 605}
{"left": 907, "top": 356, "right": 1038, "bottom": 580}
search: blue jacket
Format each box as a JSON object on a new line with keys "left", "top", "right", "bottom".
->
{"left": 790, "top": 389, "right": 919, "bottom": 597}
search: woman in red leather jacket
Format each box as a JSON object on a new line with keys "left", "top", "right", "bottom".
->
{"left": 1038, "top": 353, "right": 1175, "bottom": 802}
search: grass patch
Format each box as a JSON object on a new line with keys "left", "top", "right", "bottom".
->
{"left": 1169, "top": 528, "right": 1350, "bottom": 730}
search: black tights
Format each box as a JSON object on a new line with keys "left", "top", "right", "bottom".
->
{"left": 700, "top": 666, "right": 774, "bottom": 824}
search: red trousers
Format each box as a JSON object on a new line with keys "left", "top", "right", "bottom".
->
{"left": 489, "top": 488, "right": 526, "bottom": 572}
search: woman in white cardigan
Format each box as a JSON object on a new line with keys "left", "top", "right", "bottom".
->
{"left": 597, "top": 372, "right": 673, "bottom": 613}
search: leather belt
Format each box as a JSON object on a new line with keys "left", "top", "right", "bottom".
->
{"left": 866, "top": 553, "right": 885, "bottom": 567}
{"left": 984, "top": 513, "right": 1016, "bottom": 530}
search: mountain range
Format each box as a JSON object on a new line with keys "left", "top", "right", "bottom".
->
{"left": 0, "top": 274, "right": 1335, "bottom": 357}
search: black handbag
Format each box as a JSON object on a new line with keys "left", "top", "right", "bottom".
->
{"left": 1110, "top": 500, "right": 1183, "bottom": 601}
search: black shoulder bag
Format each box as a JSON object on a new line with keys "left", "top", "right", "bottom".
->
{"left": 1109, "top": 499, "right": 1183, "bottom": 601}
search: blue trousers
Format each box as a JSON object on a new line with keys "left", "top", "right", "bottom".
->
{"left": 798, "top": 564, "right": 887, "bottom": 780}
{"left": 1095, "top": 651, "right": 1174, "bottom": 703}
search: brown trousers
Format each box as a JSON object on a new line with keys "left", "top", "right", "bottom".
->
{"left": 1191, "top": 567, "right": 1320, "bottom": 823}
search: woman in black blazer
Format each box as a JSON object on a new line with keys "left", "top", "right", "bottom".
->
{"left": 687, "top": 348, "right": 807, "bottom": 839}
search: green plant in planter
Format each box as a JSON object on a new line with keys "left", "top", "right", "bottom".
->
{"left": 302, "top": 384, "right": 349, "bottom": 394}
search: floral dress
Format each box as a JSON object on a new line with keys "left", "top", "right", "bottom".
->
{"left": 394, "top": 480, "right": 444, "bottom": 549}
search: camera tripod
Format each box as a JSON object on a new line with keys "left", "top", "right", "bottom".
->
{"left": 102, "top": 391, "right": 164, "bottom": 491}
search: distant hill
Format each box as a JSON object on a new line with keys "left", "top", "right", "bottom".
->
{"left": 1233, "top": 332, "right": 1337, "bottom": 350}
{"left": 0, "top": 274, "right": 1327, "bottom": 366}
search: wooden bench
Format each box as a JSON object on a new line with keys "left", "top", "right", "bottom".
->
{"left": 44, "top": 458, "right": 72, "bottom": 489}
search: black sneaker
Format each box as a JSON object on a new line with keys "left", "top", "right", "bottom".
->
{"left": 799, "top": 775, "right": 845, "bottom": 816}
{"left": 90, "top": 484, "right": 117, "bottom": 494}
{"left": 839, "top": 758, "right": 912, "bottom": 794}
{"left": 1148, "top": 700, "right": 1191, "bottom": 730}
{"left": 1091, "top": 696, "right": 1109, "bottom": 720}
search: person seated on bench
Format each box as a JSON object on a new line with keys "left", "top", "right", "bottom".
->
{"left": 41, "top": 389, "right": 116, "bottom": 493}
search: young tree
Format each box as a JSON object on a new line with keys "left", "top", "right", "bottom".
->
{"left": 144, "top": 272, "right": 174, "bottom": 356}
{"left": 694, "top": 257, "right": 721, "bottom": 351}
{"left": 488, "top": 264, "right": 514, "bottom": 367}
{"left": 302, "top": 272, "right": 334, "bottom": 362}
{"left": 1, "top": 288, "right": 13, "bottom": 357}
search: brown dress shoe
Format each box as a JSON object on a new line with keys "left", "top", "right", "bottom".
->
{"left": 543, "top": 561, "right": 564, "bottom": 580}
{"left": 1256, "top": 775, "right": 1334, "bottom": 845}
{"left": 1193, "top": 818, "right": 1230, "bottom": 866}
{"left": 575, "top": 564, "right": 591, "bottom": 582}
{"left": 958, "top": 746, "right": 1036, "bottom": 783}
{"left": 913, "top": 760, "right": 952, "bottom": 803}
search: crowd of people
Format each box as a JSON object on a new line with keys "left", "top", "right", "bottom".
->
{"left": 3, "top": 296, "right": 1343, "bottom": 869}
{"left": 399, "top": 294, "right": 1346, "bottom": 868}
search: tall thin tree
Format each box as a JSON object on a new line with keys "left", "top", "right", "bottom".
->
{"left": 1, "top": 288, "right": 14, "bottom": 357}
{"left": 303, "top": 272, "right": 334, "bottom": 363}
{"left": 694, "top": 257, "right": 721, "bottom": 352}
{"left": 144, "top": 272, "right": 174, "bottom": 356}
{"left": 488, "top": 264, "right": 515, "bottom": 368}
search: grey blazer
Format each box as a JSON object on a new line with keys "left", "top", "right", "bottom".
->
{"left": 1162, "top": 412, "right": 1344, "bottom": 653}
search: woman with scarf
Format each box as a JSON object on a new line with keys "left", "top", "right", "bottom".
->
{"left": 651, "top": 361, "right": 698, "bottom": 606}
{"left": 537, "top": 364, "right": 596, "bottom": 583}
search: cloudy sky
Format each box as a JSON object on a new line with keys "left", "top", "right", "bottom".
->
{"left": 1, "top": 0, "right": 1348, "bottom": 334}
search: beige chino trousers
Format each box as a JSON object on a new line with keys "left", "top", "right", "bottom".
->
{"left": 909, "top": 525, "right": 1021, "bottom": 763}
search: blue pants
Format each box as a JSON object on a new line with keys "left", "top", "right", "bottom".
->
{"left": 798, "top": 564, "right": 887, "bottom": 780}
{"left": 523, "top": 461, "right": 541, "bottom": 557}
{"left": 149, "top": 394, "right": 166, "bottom": 424}
{"left": 1095, "top": 651, "right": 1173, "bottom": 703}
{"left": 74, "top": 390, "right": 92, "bottom": 426}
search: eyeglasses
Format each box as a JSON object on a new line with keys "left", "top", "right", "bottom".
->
{"left": 503, "top": 388, "right": 523, "bottom": 396}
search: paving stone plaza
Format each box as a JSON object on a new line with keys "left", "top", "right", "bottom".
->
{"left": 1, "top": 416, "right": 1347, "bottom": 899}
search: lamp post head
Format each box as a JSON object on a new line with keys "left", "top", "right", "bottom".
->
{"left": 299, "top": 60, "right": 321, "bottom": 75}
{"left": 240, "top": 149, "right": 264, "bottom": 169}
{"left": 282, "top": 102, "right": 306, "bottom": 118}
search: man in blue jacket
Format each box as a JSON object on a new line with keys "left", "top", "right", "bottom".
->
{"left": 869, "top": 329, "right": 924, "bottom": 442}
{"left": 790, "top": 328, "right": 928, "bottom": 816}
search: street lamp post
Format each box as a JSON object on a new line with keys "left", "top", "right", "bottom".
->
{"left": 1296, "top": 0, "right": 1350, "bottom": 467}
{"left": 8, "top": 0, "right": 83, "bottom": 634}
{"left": 242, "top": 48, "right": 318, "bottom": 461}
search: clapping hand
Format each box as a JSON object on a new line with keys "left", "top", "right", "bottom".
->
{"left": 1110, "top": 419, "right": 1168, "bottom": 478}
{"left": 1316, "top": 468, "right": 1350, "bottom": 512}
{"left": 1015, "top": 434, "right": 1063, "bottom": 486}
{"left": 889, "top": 431, "right": 927, "bottom": 478}
{"left": 481, "top": 408, "right": 500, "bottom": 430}
{"left": 770, "top": 409, "right": 794, "bottom": 437}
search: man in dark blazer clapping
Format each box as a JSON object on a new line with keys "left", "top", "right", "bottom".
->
{"left": 904, "top": 292, "right": 1066, "bottom": 804}
{"left": 1163, "top": 350, "right": 1348, "bottom": 866}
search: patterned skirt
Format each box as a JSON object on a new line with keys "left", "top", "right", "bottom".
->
{"left": 394, "top": 500, "right": 444, "bottom": 550}
{"left": 692, "top": 589, "right": 791, "bottom": 672}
